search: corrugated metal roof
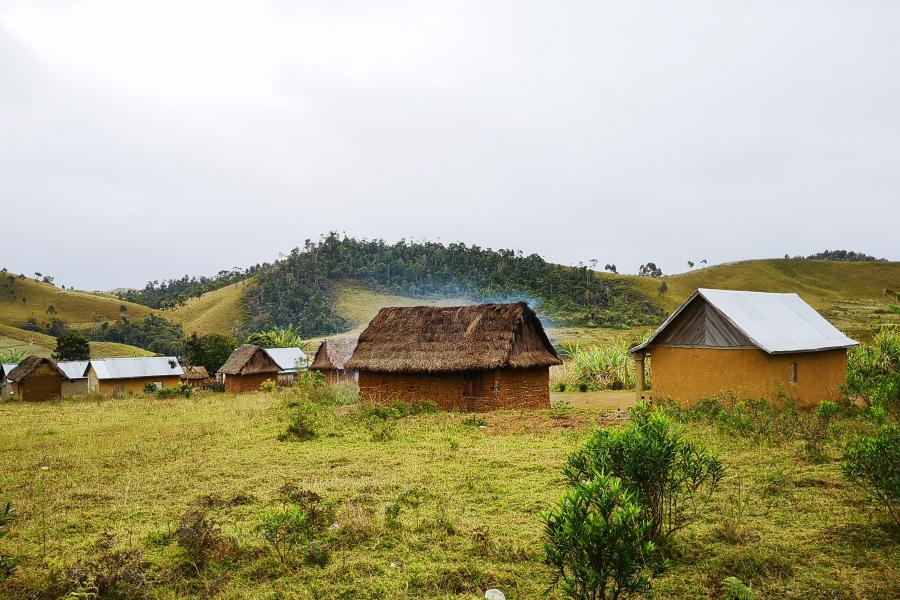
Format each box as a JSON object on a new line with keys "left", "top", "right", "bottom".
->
{"left": 263, "top": 347, "right": 307, "bottom": 373}
{"left": 57, "top": 360, "right": 89, "bottom": 380}
{"left": 88, "top": 356, "right": 184, "bottom": 380}
{"left": 2, "top": 363, "right": 18, "bottom": 380}
{"left": 633, "top": 288, "right": 859, "bottom": 354}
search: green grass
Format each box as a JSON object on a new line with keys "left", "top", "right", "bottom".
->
{"left": 0, "top": 392, "right": 896, "bottom": 598}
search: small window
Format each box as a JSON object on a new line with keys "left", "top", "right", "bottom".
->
{"left": 789, "top": 362, "right": 797, "bottom": 384}
{"left": 464, "top": 374, "right": 484, "bottom": 397}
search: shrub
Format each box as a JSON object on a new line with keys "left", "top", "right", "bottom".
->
{"left": 258, "top": 486, "right": 333, "bottom": 567}
{"left": 723, "top": 576, "right": 754, "bottom": 599}
{"left": 155, "top": 383, "right": 193, "bottom": 399}
{"left": 844, "top": 329, "right": 900, "bottom": 410}
{"left": 842, "top": 424, "right": 900, "bottom": 527}
{"left": 0, "top": 501, "right": 17, "bottom": 582}
{"left": 280, "top": 398, "right": 326, "bottom": 441}
{"left": 544, "top": 472, "right": 657, "bottom": 600}
{"left": 143, "top": 382, "right": 158, "bottom": 394}
{"left": 47, "top": 533, "right": 150, "bottom": 598}
{"left": 257, "top": 506, "right": 316, "bottom": 565}
{"left": 175, "top": 509, "right": 224, "bottom": 571}
{"left": 259, "top": 379, "right": 278, "bottom": 393}
{"left": 566, "top": 403, "right": 724, "bottom": 544}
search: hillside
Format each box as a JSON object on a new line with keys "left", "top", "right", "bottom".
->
{"left": 624, "top": 259, "right": 900, "bottom": 340}
{"left": 0, "top": 275, "right": 151, "bottom": 329}
{"left": 165, "top": 280, "right": 252, "bottom": 336}
{"left": 0, "top": 323, "right": 153, "bottom": 359}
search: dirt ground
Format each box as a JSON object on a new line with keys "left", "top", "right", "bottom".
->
{"left": 550, "top": 389, "right": 636, "bottom": 411}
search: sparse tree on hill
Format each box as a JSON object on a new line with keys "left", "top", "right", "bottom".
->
{"left": 604, "top": 264, "right": 618, "bottom": 274}
{"left": 658, "top": 281, "right": 668, "bottom": 295}
{"left": 700, "top": 259, "right": 707, "bottom": 265}
{"left": 119, "top": 304, "right": 128, "bottom": 314}
{"left": 638, "top": 263, "right": 663, "bottom": 278}
{"left": 687, "top": 261, "right": 694, "bottom": 269}
{"left": 53, "top": 330, "right": 90, "bottom": 361}
{"left": 46, "top": 305, "right": 56, "bottom": 315}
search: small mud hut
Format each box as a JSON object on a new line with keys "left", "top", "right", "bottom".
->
{"left": 309, "top": 338, "right": 358, "bottom": 383}
{"left": 6, "top": 356, "right": 67, "bottom": 401}
{"left": 345, "top": 302, "right": 562, "bottom": 411}
{"left": 629, "top": 288, "right": 858, "bottom": 407}
{"left": 181, "top": 366, "right": 211, "bottom": 387}
{"left": 217, "top": 345, "right": 281, "bottom": 393}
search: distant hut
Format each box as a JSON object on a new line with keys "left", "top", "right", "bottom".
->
{"left": 6, "top": 356, "right": 68, "bottom": 401}
{"left": 181, "top": 366, "right": 211, "bottom": 388}
{"left": 57, "top": 360, "right": 90, "bottom": 397}
{"left": 629, "top": 288, "right": 859, "bottom": 408}
{"left": 345, "top": 302, "right": 562, "bottom": 411}
{"left": 217, "top": 345, "right": 281, "bottom": 393}
{"left": 309, "top": 338, "right": 358, "bottom": 383}
{"left": 85, "top": 357, "right": 184, "bottom": 395}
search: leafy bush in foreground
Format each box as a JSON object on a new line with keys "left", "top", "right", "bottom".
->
{"left": 566, "top": 403, "right": 724, "bottom": 544}
{"left": 845, "top": 329, "right": 900, "bottom": 410}
{"left": 842, "top": 424, "right": 900, "bottom": 528}
{"left": 544, "top": 472, "right": 656, "bottom": 600}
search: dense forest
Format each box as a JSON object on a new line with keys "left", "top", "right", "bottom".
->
{"left": 122, "top": 233, "right": 659, "bottom": 337}
{"left": 802, "top": 250, "right": 885, "bottom": 262}
{"left": 117, "top": 267, "right": 262, "bottom": 308}
{"left": 247, "top": 234, "right": 658, "bottom": 335}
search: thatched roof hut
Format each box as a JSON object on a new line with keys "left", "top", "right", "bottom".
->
{"left": 218, "top": 345, "right": 282, "bottom": 393}
{"left": 346, "top": 302, "right": 561, "bottom": 373}
{"left": 7, "top": 356, "right": 67, "bottom": 401}
{"left": 348, "top": 302, "right": 560, "bottom": 411}
{"left": 7, "top": 356, "right": 67, "bottom": 383}
{"left": 310, "top": 338, "right": 358, "bottom": 371}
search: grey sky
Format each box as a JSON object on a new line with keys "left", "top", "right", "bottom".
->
{"left": 1, "top": 0, "right": 898, "bottom": 290}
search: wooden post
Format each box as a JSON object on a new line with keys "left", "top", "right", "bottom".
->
{"left": 634, "top": 353, "right": 645, "bottom": 403}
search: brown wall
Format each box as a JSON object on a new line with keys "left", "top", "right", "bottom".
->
{"left": 97, "top": 376, "right": 182, "bottom": 395}
{"left": 358, "top": 367, "right": 550, "bottom": 411}
{"left": 17, "top": 363, "right": 62, "bottom": 402}
{"left": 649, "top": 346, "right": 848, "bottom": 408}
{"left": 225, "top": 372, "right": 277, "bottom": 393}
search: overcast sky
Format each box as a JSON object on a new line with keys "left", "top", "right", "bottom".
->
{"left": 1, "top": 1, "right": 898, "bottom": 290}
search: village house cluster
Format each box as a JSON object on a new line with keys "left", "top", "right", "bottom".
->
{"left": 1, "top": 290, "right": 857, "bottom": 409}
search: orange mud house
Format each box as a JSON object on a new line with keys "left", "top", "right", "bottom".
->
{"left": 345, "top": 302, "right": 562, "bottom": 411}
{"left": 629, "top": 288, "right": 858, "bottom": 408}
{"left": 85, "top": 356, "right": 183, "bottom": 395}
{"left": 309, "top": 337, "right": 358, "bottom": 383}
{"left": 5, "top": 356, "right": 67, "bottom": 401}
{"left": 217, "top": 345, "right": 282, "bottom": 393}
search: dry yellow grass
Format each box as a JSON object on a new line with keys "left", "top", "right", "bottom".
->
{"left": 0, "top": 323, "right": 152, "bottom": 359}
{"left": 165, "top": 280, "right": 251, "bottom": 336}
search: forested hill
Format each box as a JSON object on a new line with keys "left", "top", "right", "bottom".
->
{"left": 122, "top": 233, "right": 660, "bottom": 336}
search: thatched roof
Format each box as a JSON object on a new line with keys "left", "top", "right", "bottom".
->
{"left": 218, "top": 345, "right": 281, "bottom": 375}
{"left": 7, "top": 356, "right": 68, "bottom": 383}
{"left": 345, "top": 302, "right": 561, "bottom": 373}
{"left": 181, "top": 366, "right": 210, "bottom": 380}
{"left": 309, "top": 337, "right": 358, "bottom": 371}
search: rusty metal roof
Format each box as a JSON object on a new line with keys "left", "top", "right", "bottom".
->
{"left": 633, "top": 288, "right": 859, "bottom": 354}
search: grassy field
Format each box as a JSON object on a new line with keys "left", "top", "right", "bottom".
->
{"left": 0, "top": 390, "right": 896, "bottom": 599}
{"left": 165, "top": 280, "right": 252, "bottom": 336}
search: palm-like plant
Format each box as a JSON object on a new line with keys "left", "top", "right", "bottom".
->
{"left": 247, "top": 326, "right": 304, "bottom": 348}
{"left": 885, "top": 289, "right": 900, "bottom": 314}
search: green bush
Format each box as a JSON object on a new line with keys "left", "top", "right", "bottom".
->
{"left": 155, "top": 382, "right": 193, "bottom": 399}
{"left": 566, "top": 403, "right": 724, "bottom": 544}
{"left": 0, "top": 501, "right": 17, "bottom": 581}
{"left": 259, "top": 379, "right": 278, "bottom": 393}
{"left": 842, "top": 424, "right": 900, "bottom": 528}
{"left": 844, "top": 329, "right": 900, "bottom": 410}
{"left": 257, "top": 506, "right": 319, "bottom": 566}
{"left": 544, "top": 472, "right": 657, "bottom": 600}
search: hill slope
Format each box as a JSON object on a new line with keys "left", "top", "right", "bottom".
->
{"left": 0, "top": 323, "right": 153, "bottom": 359}
{"left": 625, "top": 259, "right": 900, "bottom": 340}
{"left": 165, "top": 280, "right": 251, "bottom": 336}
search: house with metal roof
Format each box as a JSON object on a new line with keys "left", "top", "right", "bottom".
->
{"left": 263, "top": 347, "right": 308, "bottom": 374}
{"left": 85, "top": 356, "right": 184, "bottom": 395}
{"left": 57, "top": 360, "right": 90, "bottom": 397}
{"left": 629, "top": 288, "right": 859, "bottom": 407}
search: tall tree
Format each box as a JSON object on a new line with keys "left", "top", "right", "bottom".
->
{"left": 53, "top": 330, "right": 90, "bottom": 361}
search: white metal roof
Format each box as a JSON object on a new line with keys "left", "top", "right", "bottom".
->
{"left": 1, "top": 363, "right": 17, "bottom": 380}
{"left": 263, "top": 347, "right": 307, "bottom": 373}
{"left": 87, "top": 356, "right": 184, "bottom": 380}
{"left": 634, "top": 288, "right": 859, "bottom": 354}
{"left": 57, "top": 360, "right": 89, "bottom": 380}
